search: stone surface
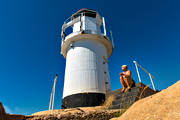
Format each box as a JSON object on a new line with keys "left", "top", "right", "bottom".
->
{"left": 27, "top": 83, "right": 157, "bottom": 120}
{"left": 111, "top": 80, "right": 180, "bottom": 120}
{"left": 27, "top": 106, "right": 125, "bottom": 120}
{"left": 109, "top": 82, "right": 157, "bottom": 109}
{"left": 0, "top": 82, "right": 161, "bottom": 120}
{"left": 0, "top": 102, "right": 25, "bottom": 120}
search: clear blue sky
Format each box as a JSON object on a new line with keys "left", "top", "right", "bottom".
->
{"left": 0, "top": 0, "right": 179, "bottom": 115}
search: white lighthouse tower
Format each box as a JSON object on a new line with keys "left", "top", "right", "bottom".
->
{"left": 61, "top": 8, "right": 114, "bottom": 108}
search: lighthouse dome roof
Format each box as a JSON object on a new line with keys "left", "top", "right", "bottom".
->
{"left": 71, "top": 8, "right": 99, "bottom": 20}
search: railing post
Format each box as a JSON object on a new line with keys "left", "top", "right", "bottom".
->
{"left": 133, "top": 61, "right": 142, "bottom": 83}
{"left": 110, "top": 30, "right": 114, "bottom": 48}
{"left": 102, "top": 17, "right": 106, "bottom": 36}
{"left": 49, "top": 91, "right": 53, "bottom": 111}
{"left": 49, "top": 74, "right": 58, "bottom": 114}
{"left": 148, "top": 73, "right": 156, "bottom": 91}
{"left": 80, "top": 13, "right": 83, "bottom": 31}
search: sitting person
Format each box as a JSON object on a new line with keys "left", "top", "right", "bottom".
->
{"left": 120, "top": 65, "right": 135, "bottom": 93}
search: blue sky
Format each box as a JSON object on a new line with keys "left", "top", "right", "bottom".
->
{"left": 0, "top": 0, "right": 179, "bottom": 115}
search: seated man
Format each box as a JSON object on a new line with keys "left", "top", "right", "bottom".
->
{"left": 120, "top": 65, "right": 135, "bottom": 93}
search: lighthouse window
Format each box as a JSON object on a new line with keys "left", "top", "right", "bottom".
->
{"left": 72, "top": 14, "right": 81, "bottom": 19}
{"left": 64, "top": 26, "right": 73, "bottom": 37}
{"left": 72, "top": 10, "right": 96, "bottom": 19}
{"left": 84, "top": 12, "right": 96, "bottom": 18}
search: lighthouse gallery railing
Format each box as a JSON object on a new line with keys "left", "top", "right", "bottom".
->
{"left": 61, "top": 13, "right": 114, "bottom": 48}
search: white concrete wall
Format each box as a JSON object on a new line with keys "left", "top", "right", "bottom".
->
{"left": 103, "top": 59, "right": 112, "bottom": 92}
{"left": 63, "top": 40, "right": 111, "bottom": 98}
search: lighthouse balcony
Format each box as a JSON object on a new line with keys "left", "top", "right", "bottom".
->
{"left": 61, "top": 17, "right": 114, "bottom": 46}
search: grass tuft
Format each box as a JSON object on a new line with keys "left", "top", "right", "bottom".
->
{"left": 101, "top": 95, "right": 115, "bottom": 109}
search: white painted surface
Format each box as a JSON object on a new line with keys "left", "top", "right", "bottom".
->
{"left": 149, "top": 73, "right": 156, "bottom": 91}
{"left": 73, "top": 16, "right": 101, "bottom": 34}
{"left": 73, "top": 19, "right": 81, "bottom": 32}
{"left": 104, "top": 61, "right": 112, "bottom": 92}
{"left": 63, "top": 40, "right": 111, "bottom": 98}
{"left": 133, "top": 61, "right": 142, "bottom": 83}
{"left": 102, "top": 17, "right": 106, "bottom": 36}
{"left": 62, "top": 10, "right": 113, "bottom": 98}
{"left": 61, "top": 33, "right": 113, "bottom": 58}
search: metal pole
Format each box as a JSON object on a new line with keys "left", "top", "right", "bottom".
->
{"left": 136, "top": 62, "right": 155, "bottom": 79}
{"left": 149, "top": 73, "right": 156, "bottom": 91}
{"left": 51, "top": 74, "right": 58, "bottom": 114}
{"left": 49, "top": 91, "right": 53, "bottom": 111}
{"left": 80, "top": 13, "right": 83, "bottom": 31}
{"left": 133, "top": 61, "right": 142, "bottom": 83}
{"left": 102, "top": 17, "right": 106, "bottom": 36}
{"left": 110, "top": 30, "right": 114, "bottom": 48}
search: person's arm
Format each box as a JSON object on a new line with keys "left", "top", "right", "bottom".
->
{"left": 120, "top": 72, "right": 124, "bottom": 76}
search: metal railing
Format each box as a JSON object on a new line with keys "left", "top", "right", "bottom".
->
{"left": 61, "top": 14, "right": 114, "bottom": 48}
{"left": 49, "top": 74, "right": 58, "bottom": 114}
{"left": 133, "top": 61, "right": 156, "bottom": 91}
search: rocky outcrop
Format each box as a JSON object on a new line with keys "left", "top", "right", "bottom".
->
{"left": 111, "top": 80, "right": 180, "bottom": 120}
{"left": 0, "top": 102, "right": 25, "bottom": 120}
{"left": 4, "top": 81, "right": 179, "bottom": 120}
{"left": 0, "top": 102, "right": 6, "bottom": 120}
{"left": 110, "top": 82, "right": 158, "bottom": 109}
{"left": 26, "top": 106, "right": 125, "bottom": 120}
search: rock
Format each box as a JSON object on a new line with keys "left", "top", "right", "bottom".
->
{"left": 26, "top": 82, "right": 157, "bottom": 120}
{"left": 0, "top": 102, "right": 6, "bottom": 120}
{"left": 27, "top": 106, "right": 125, "bottom": 120}
{"left": 5, "top": 114, "right": 25, "bottom": 120}
{"left": 0, "top": 101, "right": 25, "bottom": 120}
{"left": 111, "top": 80, "right": 180, "bottom": 120}
{"left": 109, "top": 82, "right": 158, "bottom": 109}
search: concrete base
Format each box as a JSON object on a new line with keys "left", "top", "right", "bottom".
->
{"left": 62, "top": 93, "right": 105, "bottom": 109}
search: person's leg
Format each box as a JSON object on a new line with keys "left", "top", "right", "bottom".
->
{"left": 124, "top": 78, "right": 131, "bottom": 92}
{"left": 120, "top": 76, "right": 126, "bottom": 92}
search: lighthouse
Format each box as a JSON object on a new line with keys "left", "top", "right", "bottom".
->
{"left": 61, "top": 8, "right": 114, "bottom": 108}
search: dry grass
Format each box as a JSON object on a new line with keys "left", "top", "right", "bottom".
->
{"left": 139, "top": 84, "right": 150, "bottom": 99}
{"left": 101, "top": 95, "right": 115, "bottom": 109}
{"left": 113, "top": 109, "right": 127, "bottom": 118}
